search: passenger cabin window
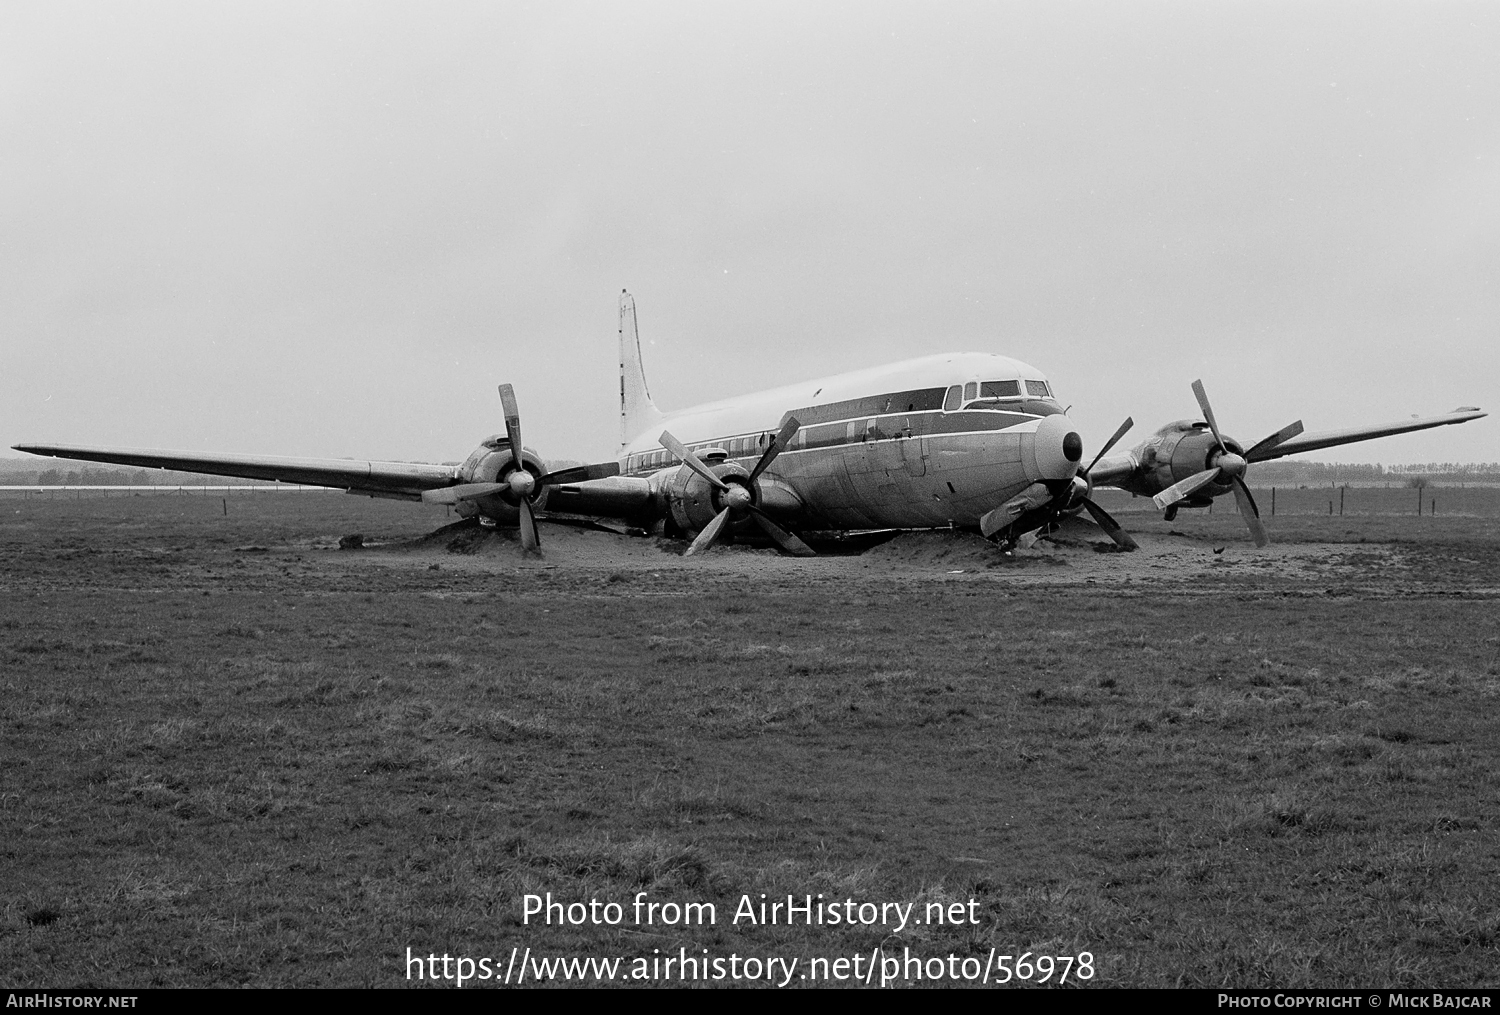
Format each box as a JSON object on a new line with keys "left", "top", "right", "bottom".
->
{"left": 1025, "top": 380, "right": 1051, "bottom": 397}
{"left": 943, "top": 385, "right": 962, "bottom": 411}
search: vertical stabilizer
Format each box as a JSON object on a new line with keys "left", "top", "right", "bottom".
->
{"left": 619, "top": 291, "right": 665, "bottom": 450}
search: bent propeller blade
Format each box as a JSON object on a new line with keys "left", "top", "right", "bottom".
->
{"left": 536, "top": 462, "right": 621, "bottom": 486}
{"left": 1230, "top": 477, "right": 1270, "bottom": 548}
{"left": 748, "top": 417, "right": 801, "bottom": 484}
{"left": 659, "top": 431, "right": 731, "bottom": 491}
{"left": 683, "top": 506, "right": 732, "bottom": 556}
{"left": 748, "top": 505, "right": 816, "bottom": 556}
{"left": 1151, "top": 468, "right": 1221, "bottom": 511}
{"left": 1245, "top": 420, "right": 1305, "bottom": 463}
{"left": 1191, "top": 380, "right": 1227, "bottom": 454}
{"left": 1080, "top": 497, "right": 1138, "bottom": 551}
{"left": 979, "top": 482, "right": 1052, "bottom": 538}
{"left": 1084, "top": 417, "right": 1134, "bottom": 477}
{"left": 498, "top": 383, "right": 525, "bottom": 470}
{"left": 517, "top": 497, "right": 542, "bottom": 555}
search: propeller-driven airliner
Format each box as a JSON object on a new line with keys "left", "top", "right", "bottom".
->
{"left": 13, "top": 292, "right": 1486, "bottom": 556}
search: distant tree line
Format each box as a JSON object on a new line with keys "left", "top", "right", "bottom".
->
{"left": 1249, "top": 461, "right": 1500, "bottom": 485}
{"left": 0, "top": 464, "right": 281, "bottom": 486}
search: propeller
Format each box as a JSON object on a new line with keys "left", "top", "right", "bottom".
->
{"left": 1150, "top": 380, "right": 1303, "bottom": 547}
{"left": 1073, "top": 416, "right": 1138, "bottom": 550}
{"left": 423, "top": 387, "right": 624, "bottom": 553}
{"left": 497, "top": 384, "right": 541, "bottom": 554}
{"left": 659, "top": 418, "right": 814, "bottom": 556}
{"left": 980, "top": 417, "right": 1138, "bottom": 550}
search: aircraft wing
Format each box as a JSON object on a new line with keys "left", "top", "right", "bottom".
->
{"left": 1248, "top": 408, "right": 1486, "bottom": 462}
{"left": 11, "top": 442, "right": 458, "bottom": 501}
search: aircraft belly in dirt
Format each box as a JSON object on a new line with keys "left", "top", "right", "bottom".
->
{"left": 710, "top": 428, "right": 1033, "bottom": 531}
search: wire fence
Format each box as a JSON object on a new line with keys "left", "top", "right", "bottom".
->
{"left": 1093, "top": 484, "right": 1500, "bottom": 518}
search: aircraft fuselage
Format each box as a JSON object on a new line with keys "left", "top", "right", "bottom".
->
{"left": 597, "top": 352, "right": 1085, "bottom": 532}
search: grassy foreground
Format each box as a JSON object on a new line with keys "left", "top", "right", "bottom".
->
{"left": 2, "top": 496, "right": 1498, "bottom": 987}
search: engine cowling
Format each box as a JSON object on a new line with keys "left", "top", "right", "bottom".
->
{"left": 454, "top": 436, "right": 548, "bottom": 520}
{"left": 651, "top": 453, "right": 759, "bottom": 534}
{"left": 1135, "top": 421, "right": 1244, "bottom": 503}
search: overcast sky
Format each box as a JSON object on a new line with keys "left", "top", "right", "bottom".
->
{"left": 2, "top": 1, "right": 1495, "bottom": 466}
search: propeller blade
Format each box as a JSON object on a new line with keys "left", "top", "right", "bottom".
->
{"left": 1190, "top": 379, "right": 1227, "bottom": 454}
{"left": 683, "top": 506, "right": 733, "bottom": 556}
{"left": 517, "top": 497, "right": 542, "bottom": 555}
{"left": 421, "top": 482, "right": 509, "bottom": 505}
{"left": 748, "top": 417, "right": 802, "bottom": 484}
{"left": 748, "top": 505, "right": 816, "bottom": 556}
{"left": 1080, "top": 497, "right": 1138, "bottom": 551}
{"left": 1245, "top": 420, "right": 1306, "bottom": 463}
{"left": 498, "top": 384, "right": 524, "bottom": 470}
{"left": 1152, "top": 467, "right": 1221, "bottom": 510}
{"left": 980, "top": 482, "right": 1053, "bottom": 537}
{"left": 978, "top": 506, "right": 1008, "bottom": 538}
{"left": 660, "top": 431, "right": 731, "bottom": 491}
{"left": 1083, "top": 417, "right": 1134, "bottom": 477}
{"left": 537, "top": 462, "right": 621, "bottom": 486}
{"left": 1230, "top": 477, "right": 1270, "bottom": 548}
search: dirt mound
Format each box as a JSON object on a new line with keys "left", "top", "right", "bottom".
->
{"left": 384, "top": 518, "right": 498, "bottom": 553}
{"left": 862, "top": 530, "right": 1007, "bottom": 568}
{"left": 380, "top": 518, "right": 689, "bottom": 569}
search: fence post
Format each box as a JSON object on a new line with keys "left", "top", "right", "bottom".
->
{"left": 1339, "top": 486, "right": 1345, "bottom": 515}
{"left": 1271, "top": 487, "right": 1276, "bottom": 516}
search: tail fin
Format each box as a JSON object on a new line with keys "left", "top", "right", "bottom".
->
{"left": 619, "top": 291, "right": 665, "bottom": 450}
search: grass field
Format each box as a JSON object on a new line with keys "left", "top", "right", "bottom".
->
{"left": 2, "top": 494, "right": 1499, "bottom": 988}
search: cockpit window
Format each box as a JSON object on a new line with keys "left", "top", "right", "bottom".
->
{"left": 963, "top": 381, "right": 977, "bottom": 401}
{"left": 943, "top": 385, "right": 962, "bottom": 411}
{"left": 1025, "top": 380, "right": 1051, "bottom": 397}
{"left": 981, "top": 380, "right": 1021, "bottom": 399}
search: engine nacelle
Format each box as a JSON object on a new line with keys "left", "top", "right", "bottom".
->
{"left": 454, "top": 436, "right": 548, "bottom": 521}
{"left": 650, "top": 454, "right": 758, "bottom": 533}
{"left": 1132, "top": 420, "right": 1243, "bottom": 502}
